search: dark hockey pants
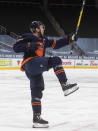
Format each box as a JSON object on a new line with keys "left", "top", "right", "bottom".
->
{"left": 25, "top": 56, "right": 67, "bottom": 115}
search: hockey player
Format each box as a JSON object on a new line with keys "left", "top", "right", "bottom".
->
{"left": 13, "top": 21, "right": 79, "bottom": 128}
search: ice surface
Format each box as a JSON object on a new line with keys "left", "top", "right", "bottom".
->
{"left": 0, "top": 69, "right": 98, "bottom": 131}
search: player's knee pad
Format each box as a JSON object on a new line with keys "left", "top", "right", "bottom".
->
{"left": 31, "top": 90, "right": 43, "bottom": 99}
{"left": 53, "top": 57, "right": 62, "bottom": 66}
{"left": 32, "top": 97, "right": 41, "bottom": 103}
{"left": 31, "top": 86, "right": 43, "bottom": 98}
{"left": 31, "top": 85, "right": 43, "bottom": 100}
{"left": 48, "top": 57, "right": 62, "bottom": 67}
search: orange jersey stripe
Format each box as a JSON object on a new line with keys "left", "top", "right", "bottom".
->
{"left": 35, "top": 48, "right": 44, "bottom": 56}
{"left": 20, "top": 56, "right": 38, "bottom": 71}
{"left": 51, "top": 40, "right": 56, "bottom": 48}
{"left": 35, "top": 42, "right": 44, "bottom": 56}
{"left": 55, "top": 69, "right": 64, "bottom": 75}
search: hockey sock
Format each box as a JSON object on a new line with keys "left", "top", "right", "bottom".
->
{"left": 54, "top": 65, "right": 67, "bottom": 84}
{"left": 32, "top": 99, "right": 41, "bottom": 115}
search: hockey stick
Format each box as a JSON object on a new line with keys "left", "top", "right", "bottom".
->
{"left": 75, "top": 0, "right": 86, "bottom": 36}
{"left": 71, "top": 0, "right": 87, "bottom": 56}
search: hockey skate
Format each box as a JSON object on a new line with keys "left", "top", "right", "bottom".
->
{"left": 61, "top": 82, "right": 79, "bottom": 96}
{"left": 33, "top": 113, "right": 49, "bottom": 128}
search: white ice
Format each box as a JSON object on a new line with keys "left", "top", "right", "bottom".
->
{"left": 0, "top": 69, "right": 98, "bottom": 131}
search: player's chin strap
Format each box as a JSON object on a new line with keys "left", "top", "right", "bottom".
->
{"left": 70, "top": 0, "right": 87, "bottom": 56}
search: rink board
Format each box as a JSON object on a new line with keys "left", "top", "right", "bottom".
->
{"left": 0, "top": 58, "right": 98, "bottom": 69}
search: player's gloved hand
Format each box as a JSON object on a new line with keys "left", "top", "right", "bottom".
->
{"left": 26, "top": 42, "right": 38, "bottom": 51}
{"left": 68, "top": 33, "right": 77, "bottom": 44}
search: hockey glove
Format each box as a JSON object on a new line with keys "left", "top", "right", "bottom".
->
{"left": 68, "top": 33, "right": 77, "bottom": 44}
{"left": 27, "top": 42, "right": 39, "bottom": 50}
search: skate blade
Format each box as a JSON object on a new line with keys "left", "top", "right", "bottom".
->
{"left": 33, "top": 123, "right": 49, "bottom": 128}
{"left": 64, "top": 86, "right": 79, "bottom": 96}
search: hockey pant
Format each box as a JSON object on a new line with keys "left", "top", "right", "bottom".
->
{"left": 25, "top": 56, "right": 67, "bottom": 115}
